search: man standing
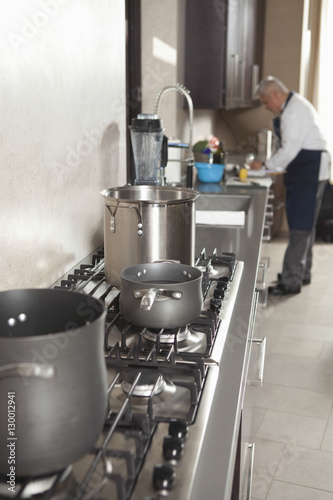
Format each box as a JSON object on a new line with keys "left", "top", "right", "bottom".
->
{"left": 251, "top": 76, "right": 330, "bottom": 296}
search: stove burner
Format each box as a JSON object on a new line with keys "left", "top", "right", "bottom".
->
{"left": 196, "top": 248, "right": 236, "bottom": 281}
{"left": 110, "top": 367, "right": 192, "bottom": 421}
{"left": 72, "top": 449, "right": 113, "bottom": 499}
{"left": 122, "top": 369, "right": 165, "bottom": 397}
{"left": 0, "top": 466, "right": 72, "bottom": 499}
{"left": 196, "top": 264, "right": 219, "bottom": 277}
{"left": 143, "top": 326, "right": 190, "bottom": 343}
{"left": 209, "top": 267, "right": 219, "bottom": 277}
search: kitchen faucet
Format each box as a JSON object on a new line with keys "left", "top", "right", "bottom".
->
{"left": 153, "top": 83, "right": 194, "bottom": 188}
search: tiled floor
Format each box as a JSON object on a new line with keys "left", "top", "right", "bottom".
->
{"left": 250, "top": 235, "right": 333, "bottom": 500}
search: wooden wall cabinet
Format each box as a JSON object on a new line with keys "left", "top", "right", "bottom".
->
{"left": 185, "top": 0, "right": 265, "bottom": 110}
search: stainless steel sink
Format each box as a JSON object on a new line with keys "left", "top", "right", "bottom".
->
{"left": 196, "top": 193, "right": 252, "bottom": 213}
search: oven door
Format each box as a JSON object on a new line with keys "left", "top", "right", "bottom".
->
{"left": 240, "top": 291, "right": 266, "bottom": 499}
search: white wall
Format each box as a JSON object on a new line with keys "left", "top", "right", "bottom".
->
{"left": 263, "top": 0, "right": 305, "bottom": 90}
{"left": 141, "top": 0, "right": 180, "bottom": 133}
{"left": 0, "top": 0, "right": 127, "bottom": 290}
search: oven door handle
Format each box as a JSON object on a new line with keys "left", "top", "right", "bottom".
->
{"left": 244, "top": 442, "right": 255, "bottom": 500}
{"left": 248, "top": 337, "right": 266, "bottom": 387}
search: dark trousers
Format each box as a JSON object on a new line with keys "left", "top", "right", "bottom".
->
{"left": 281, "top": 180, "right": 327, "bottom": 287}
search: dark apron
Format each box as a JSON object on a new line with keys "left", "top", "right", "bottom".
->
{"left": 273, "top": 92, "right": 321, "bottom": 231}
{"left": 284, "top": 149, "right": 321, "bottom": 231}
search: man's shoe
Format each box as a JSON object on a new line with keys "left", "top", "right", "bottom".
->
{"left": 268, "top": 283, "right": 301, "bottom": 296}
{"left": 277, "top": 273, "right": 310, "bottom": 285}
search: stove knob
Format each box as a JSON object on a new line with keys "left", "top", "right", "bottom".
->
{"left": 218, "top": 276, "right": 229, "bottom": 288}
{"left": 210, "top": 298, "right": 222, "bottom": 312}
{"left": 163, "top": 435, "right": 184, "bottom": 460}
{"left": 153, "top": 465, "right": 175, "bottom": 490}
{"left": 213, "top": 288, "right": 225, "bottom": 299}
{"left": 168, "top": 420, "right": 188, "bottom": 439}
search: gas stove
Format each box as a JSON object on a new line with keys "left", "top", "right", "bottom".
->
{"left": 1, "top": 249, "right": 243, "bottom": 500}
{"left": 55, "top": 248, "right": 242, "bottom": 363}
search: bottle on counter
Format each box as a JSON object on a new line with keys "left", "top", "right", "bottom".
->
{"left": 213, "top": 141, "right": 226, "bottom": 165}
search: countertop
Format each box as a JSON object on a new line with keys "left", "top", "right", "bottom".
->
{"left": 192, "top": 182, "right": 268, "bottom": 499}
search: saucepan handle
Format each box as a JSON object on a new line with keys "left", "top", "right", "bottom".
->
{"left": 0, "top": 363, "right": 56, "bottom": 381}
{"left": 139, "top": 288, "right": 159, "bottom": 311}
{"left": 133, "top": 288, "right": 183, "bottom": 311}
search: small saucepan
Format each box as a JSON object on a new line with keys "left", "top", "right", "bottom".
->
{"left": 0, "top": 288, "right": 108, "bottom": 477}
{"left": 119, "top": 262, "right": 203, "bottom": 329}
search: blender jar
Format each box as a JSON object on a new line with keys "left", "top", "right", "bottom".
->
{"left": 129, "top": 114, "right": 165, "bottom": 185}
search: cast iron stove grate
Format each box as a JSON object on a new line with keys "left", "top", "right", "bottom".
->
{"left": 105, "top": 343, "right": 206, "bottom": 425}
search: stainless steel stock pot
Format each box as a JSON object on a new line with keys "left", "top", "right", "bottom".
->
{"left": 101, "top": 185, "right": 199, "bottom": 287}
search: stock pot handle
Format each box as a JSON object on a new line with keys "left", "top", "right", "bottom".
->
{"left": 106, "top": 204, "right": 143, "bottom": 234}
{"left": 153, "top": 260, "right": 180, "bottom": 264}
{"left": 0, "top": 363, "right": 56, "bottom": 381}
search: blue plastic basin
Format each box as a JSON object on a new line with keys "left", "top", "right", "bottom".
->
{"left": 195, "top": 162, "right": 225, "bottom": 183}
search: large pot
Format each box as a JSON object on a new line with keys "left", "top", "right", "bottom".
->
{"left": 0, "top": 288, "right": 107, "bottom": 477}
{"left": 119, "top": 262, "right": 203, "bottom": 329}
{"left": 101, "top": 185, "right": 199, "bottom": 287}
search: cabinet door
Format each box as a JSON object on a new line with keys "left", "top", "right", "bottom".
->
{"left": 184, "top": 0, "right": 265, "bottom": 109}
{"left": 225, "top": 0, "right": 245, "bottom": 109}
{"left": 226, "top": 0, "right": 265, "bottom": 109}
{"left": 184, "top": 0, "right": 227, "bottom": 109}
{"left": 241, "top": 0, "right": 265, "bottom": 107}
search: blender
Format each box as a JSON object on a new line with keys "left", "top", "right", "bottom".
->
{"left": 129, "top": 114, "right": 168, "bottom": 185}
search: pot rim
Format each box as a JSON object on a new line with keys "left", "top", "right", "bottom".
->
{"left": 0, "top": 288, "right": 106, "bottom": 341}
{"left": 101, "top": 185, "right": 199, "bottom": 204}
{"left": 120, "top": 262, "right": 202, "bottom": 284}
